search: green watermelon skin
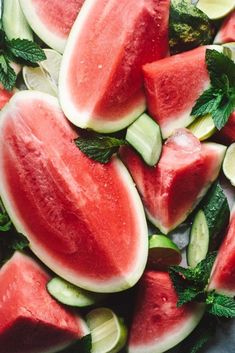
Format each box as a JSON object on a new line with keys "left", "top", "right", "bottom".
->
{"left": 209, "top": 208, "right": 235, "bottom": 296}
{"left": 0, "top": 91, "right": 148, "bottom": 293}
{"left": 214, "top": 10, "right": 235, "bottom": 44}
{"left": 120, "top": 129, "right": 226, "bottom": 234}
{"left": 19, "top": 0, "right": 85, "bottom": 53}
{"left": 128, "top": 271, "right": 205, "bottom": 353}
{"left": 143, "top": 46, "right": 209, "bottom": 138}
{"left": 0, "top": 252, "right": 88, "bottom": 353}
{"left": 59, "top": 0, "right": 170, "bottom": 133}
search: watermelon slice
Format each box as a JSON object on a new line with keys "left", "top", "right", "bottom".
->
{"left": 59, "top": 0, "right": 170, "bottom": 133}
{"left": 19, "top": 0, "right": 85, "bottom": 53}
{"left": 214, "top": 10, "right": 235, "bottom": 44}
{"left": 0, "top": 88, "right": 13, "bottom": 110}
{"left": 0, "top": 91, "right": 148, "bottom": 293}
{"left": 128, "top": 271, "right": 205, "bottom": 353}
{"left": 218, "top": 112, "right": 235, "bottom": 143}
{"left": 209, "top": 208, "right": 235, "bottom": 296}
{"left": 0, "top": 251, "right": 88, "bottom": 353}
{"left": 120, "top": 129, "right": 226, "bottom": 234}
{"left": 143, "top": 46, "right": 209, "bottom": 138}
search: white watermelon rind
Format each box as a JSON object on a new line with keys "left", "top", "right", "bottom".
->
{"left": 19, "top": 0, "right": 67, "bottom": 53}
{"left": 128, "top": 304, "right": 205, "bottom": 353}
{"left": 0, "top": 91, "right": 148, "bottom": 293}
{"left": 59, "top": 0, "right": 146, "bottom": 133}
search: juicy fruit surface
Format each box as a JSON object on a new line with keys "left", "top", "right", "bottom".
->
{"left": 120, "top": 129, "right": 225, "bottom": 234}
{"left": 128, "top": 271, "right": 204, "bottom": 353}
{"left": 0, "top": 252, "right": 88, "bottom": 353}
{"left": 59, "top": 0, "right": 170, "bottom": 132}
{"left": 209, "top": 209, "right": 235, "bottom": 296}
{"left": 219, "top": 112, "right": 235, "bottom": 143}
{"left": 214, "top": 10, "right": 235, "bottom": 44}
{"left": 0, "top": 87, "right": 13, "bottom": 110}
{"left": 143, "top": 46, "right": 209, "bottom": 138}
{"left": 0, "top": 91, "right": 148, "bottom": 293}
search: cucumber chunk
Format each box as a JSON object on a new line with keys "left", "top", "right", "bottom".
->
{"left": 47, "top": 277, "right": 106, "bottom": 307}
{"left": 126, "top": 113, "right": 162, "bottom": 166}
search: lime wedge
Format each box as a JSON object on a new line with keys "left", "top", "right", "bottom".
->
{"left": 47, "top": 277, "right": 106, "bottom": 307}
{"left": 23, "top": 48, "right": 62, "bottom": 96}
{"left": 86, "top": 308, "right": 127, "bottom": 353}
{"left": 223, "top": 143, "right": 235, "bottom": 186}
{"left": 188, "top": 114, "right": 216, "bottom": 141}
{"left": 147, "top": 234, "right": 182, "bottom": 269}
{"left": 196, "top": 0, "right": 235, "bottom": 20}
{"left": 223, "top": 42, "right": 235, "bottom": 62}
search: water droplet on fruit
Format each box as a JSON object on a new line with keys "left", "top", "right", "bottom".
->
{"left": 161, "top": 296, "right": 167, "bottom": 302}
{"left": 98, "top": 64, "right": 103, "bottom": 69}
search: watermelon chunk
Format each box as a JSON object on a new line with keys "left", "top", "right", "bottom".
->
{"left": 218, "top": 112, "right": 235, "bottom": 143}
{"left": 214, "top": 10, "right": 235, "bottom": 44}
{"left": 0, "top": 87, "right": 13, "bottom": 110}
{"left": 143, "top": 46, "right": 209, "bottom": 138}
{"left": 0, "top": 91, "right": 148, "bottom": 293}
{"left": 19, "top": 0, "right": 85, "bottom": 53}
{"left": 120, "top": 129, "right": 226, "bottom": 234}
{"left": 0, "top": 251, "right": 88, "bottom": 353}
{"left": 59, "top": 0, "right": 170, "bottom": 133}
{"left": 128, "top": 271, "right": 205, "bottom": 353}
{"left": 209, "top": 208, "right": 235, "bottom": 296}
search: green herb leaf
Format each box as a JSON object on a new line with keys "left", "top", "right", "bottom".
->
{"left": 206, "top": 49, "right": 235, "bottom": 87}
{"left": 10, "top": 232, "right": 29, "bottom": 251}
{"left": 0, "top": 54, "right": 16, "bottom": 90}
{"left": 58, "top": 335, "right": 92, "bottom": 353}
{"left": 191, "top": 87, "right": 222, "bottom": 118}
{"left": 7, "top": 38, "right": 46, "bottom": 63}
{"left": 211, "top": 94, "right": 235, "bottom": 130}
{"left": 206, "top": 292, "right": 235, "bottom": 318}
{"left": 0, "top": 198, "right": 12, "bottom": 231}
{"left": 74, "top": 136, "right": 127, "bottom": 164}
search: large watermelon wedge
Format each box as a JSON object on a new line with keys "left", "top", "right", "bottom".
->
{"left": 143, "top": 46, "right": 209, "bottom": 138}
{"left": 59, "top": 0, "right": 170, "bottom": 133}
{"left": 0, "top": 91, "right": 148, "bottom": 293}
{"left": 120, "top": 129, "right": 226, "bottom": 234}
{"left": 128, "top": 271, "right": 205, "bottom": 353}
{"left": 19, "top": 0, "right": 85, "bottom": 53}
{"left": 0, "top": 251, "right": 88, "bottom": 353}
{"left": 214, "top": 10, "right": 235, "bottom": 44}
{"left": 209, "top": 208, "right": 235, "bottom": 296}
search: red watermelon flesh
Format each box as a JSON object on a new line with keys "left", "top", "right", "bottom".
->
{"left": 120, "top": 129, "right": 226, "bottom": 234}
{"left": 143, "top": 46, "right": 209, "bottom": 138}
{"left": 0, "top": 251, "right": 88, "bottom": 353}
{"left": 59, "top": 0, "right": 170, "bottom": 133}
{"left": 214, "top": 10, "right": 235, "bottom": 44}
{"left": 128, "top": 271, "right": 205, "bottom": 353}
{"left": 218, "top": 112, "right": 235, "bottom": 143}
{"left": 0, "top": 87, "right": 13, "bottom": 110}
{"left": 19, "top": 0, "right": 85, "bottom": 53}
{"left": 0, "top": 91, "right": 148, "bottom": 293}
{"left": 209, "top": 208, "right": 235, "bottom": 296}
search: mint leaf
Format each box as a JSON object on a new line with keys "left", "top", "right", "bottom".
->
{"left": 191, "top": 87, "right": 222, "bottom": 118}
{"left": 0, "top": 55, "right": 16, "bottom": 90}
{"left": 7, "top": 38, "right": 46, "bottom": 63}
{"left": 212, "top": 93, "right": 235, "bottom": 129}
{"left": 0, "top": 198, "right": 12, "bottom": 231}
{"left": 74, "top": 136, "right": 127, "bottom": 164}
{"left": 193, "top": 251, "right": 217, "bottom": 286}
{"left": 10, "top": 233, "right": 29, "bottom": 251}
{"left": 206, "top": 49, "right": 235, "bottom": 87}
{"left": 206, "top": 292, "right": 235, "bottom": 318}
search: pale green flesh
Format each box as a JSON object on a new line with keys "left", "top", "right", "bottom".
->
{"left": 47, "top": 277, "right": 106, "bottom": 307}
{"left": 126, "top": 113, "right": 162, "bottom": 166}
{"left": 187, "top": 210, "right": 209, "bottom": 268}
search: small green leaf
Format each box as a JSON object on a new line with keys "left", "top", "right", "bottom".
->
{"left": 206, "top": 292, "right": 235, "bottom": 318}
{"left": 7, "top": 38, "right": 46, "bottom": 63}
{"left": 0, "top": 55, "right": 16, "bottom": 90}
{"left": 10, "top": 233, "right": 29, "bottom": 251}
{"left": 191, "top": 87, "right": 222, "bottom": 118}
{"left": 74, "top": 136, "right": 127, "bottom": 164}
{"left": 206, "top": 49, "right": 235, "bottom": 87}
{"left": 211, "top": 94, "right": 235, "bottom": 130}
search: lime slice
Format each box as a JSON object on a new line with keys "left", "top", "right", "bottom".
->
{"left": 223, "top": 42, "right": 235, "bottom": 62}
{"left": 47, "top": 277, "right": 106, "bottom": 307}
{"left": 223, "top": 143, "right": 235, "bottom": 186}
{"left": 86, "top": 308, "right": 127, "bottom": 353}
{"left": 196, "top": 0, "right": 235, "bottom": 20}
{"left": 188, "top": 114, "right": 216, "bottom": 141}
{"left": 23, "top": 49, "right": 62, "bottom": 96}
{"left": 147, "top": 234, "right": 182, "bottom": 269}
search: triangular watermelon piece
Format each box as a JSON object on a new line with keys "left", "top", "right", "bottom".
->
{"left": 214, "top": 10, "right": 235, "bottom": 44}
{"left": 209, "top": 208, "right": 235, "bottom": 296}
{"left": 120, "top": 129, "right": 226, "bottom": 234}
{"left": 143, "top": 46, "right": 209, "bottom": 138}
{"left": 128, "top": 271, "right": 205, "bottom": 353}
{"left": 0, "top": 252, "right": 88, "bottom": 353}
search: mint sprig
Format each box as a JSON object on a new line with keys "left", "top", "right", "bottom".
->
{"left": 0, "top": 197, "right": 11, "bottom": 232}
{"left": 0, "top": 29, "right": 46, "bottom": 90}
{"left": 206, "top": 292, "right": 235, "bottom": 318}
{"left": 191, "top": 49, "right": 235, "bottom": 130}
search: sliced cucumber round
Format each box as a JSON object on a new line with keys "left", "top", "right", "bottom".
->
{"left": 187, "top": 210, "right": 209, "bottom": 268}
{"left": 126, "top": 113, "right": 162, "bottom": 166}
{"left": 47, "top": 277, "right": 106, "bottom": 307}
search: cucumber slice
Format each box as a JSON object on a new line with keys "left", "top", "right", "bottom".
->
{"left": 187, "top": 210, "right": 210, "bottom": 268}
{"left": 2, "top": 0, "right": 33, "bottom": 40}
{"left": 86, "top": 308, "right": 127, "bottom": 353}
{"left": 223, "top": 43, "right": 235, "bottom": 62}
{"left": 47, "top": 277, "right": 106, "bottom": 307}
{"left": 126, "top": 113, "right": 162, "bottom": 166}
{"left": 223, "top": 143, "right": 235, "bottom": 186}
{"left": 196, "top": 0, "right": 235, "bottom": 20}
